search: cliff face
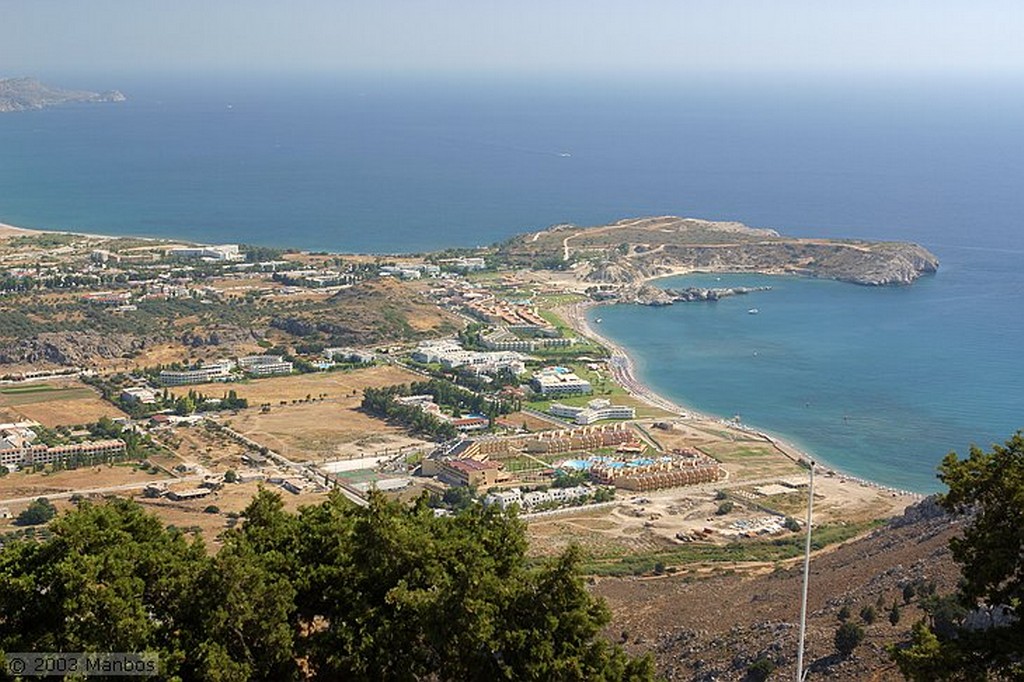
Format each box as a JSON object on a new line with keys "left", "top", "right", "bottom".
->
{"left": 0, "top": 77, "right": 125, "bottom": 113}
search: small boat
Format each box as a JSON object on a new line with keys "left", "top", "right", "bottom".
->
{"left": 595, "top": 318, "right": 602, "bottom": 323}
{"left": 747, "top": 308, "right": 759, "bottom": 315}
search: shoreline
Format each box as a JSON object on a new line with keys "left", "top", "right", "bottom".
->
{"left": 0, "top": 222, "right": 43, "bottom": 238}
{"left": 0, "top": 217, "right": 924, "bottom": 498}
{"left": 557, "top": 298, "right": 925, "bottom": 500}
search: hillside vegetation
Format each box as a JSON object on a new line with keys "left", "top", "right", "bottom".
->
{"left": 0, "top": 491, "right": 654, "bottom": 681}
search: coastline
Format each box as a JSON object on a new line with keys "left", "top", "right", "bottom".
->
{"left": 0, "top": 216, "right": 923, "bottom": 498}
{"left": 0, "top": 222, "right": 42, "bottom": 238}
{"left": 556, "top": 298, "right": 924, "bottom": 499}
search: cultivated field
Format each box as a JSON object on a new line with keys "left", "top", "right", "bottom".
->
{"left": 0, "top": 380, "right": 126, "bottom": 427}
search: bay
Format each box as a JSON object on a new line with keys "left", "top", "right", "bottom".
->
{"left": 0, "top": 74, "right": 1021, "bottom": 490}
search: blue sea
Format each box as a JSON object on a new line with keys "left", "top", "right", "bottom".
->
{"left": 1, "top": 73, "right": 1022, "bottom": 491}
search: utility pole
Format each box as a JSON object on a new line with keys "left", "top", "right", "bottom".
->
{"left": 796, "top": 460, "right": 815, "bottom": 681}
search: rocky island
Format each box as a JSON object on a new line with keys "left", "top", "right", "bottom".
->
{"left": 0, "top": 77, "right": 125, "bottom": 113}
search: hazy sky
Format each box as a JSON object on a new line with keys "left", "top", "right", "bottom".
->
{"left": 4, "top": 0, "right": 1023, "bottom": 78}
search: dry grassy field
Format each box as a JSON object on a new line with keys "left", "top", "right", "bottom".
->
{"left": 0, "top": 463, "right": 171, "bottom": 504}
{"left": 176, "top": 364, "right": 422, "bottom": 405}
{"left": 135, "top": 481, "right": 329, "bottom": 548}
{"left": 230, "top": 400, "right": 429, "bottom": 462}
{"left": 168, "top": 422, "right": 253, "bottom": 471}
{"left": 178, "top": 366, "right": 433, "bottom": 462}
{"left": 0, "top": 380, "right": 126, "bottom": 427}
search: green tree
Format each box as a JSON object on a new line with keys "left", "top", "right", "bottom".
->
{"left": 0, "top": 489, "right": 654, "bottom": 681}
{"left": 16, "top": 498, "right": 56, "bottom": 526}
{"left": 835, "top": 622, "right": 865, "bottom": 658}
{"left": 891, "top": 432, "right": 1024, "bottom": 680}
{"left": 746, "top": 657, "right": 777, "bottom": 682}
{"left": 890, "top": 602, "right": 902, "bottom": 626}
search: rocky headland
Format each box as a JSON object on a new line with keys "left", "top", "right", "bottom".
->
{"left": 499, "top": 216, "right": 939, "bottom": 289}
{"left": 0, "top": 77, "right": 125, "bottom": 113}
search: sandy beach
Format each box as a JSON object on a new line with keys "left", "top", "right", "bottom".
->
{"left": 0, "top": 222, "right": 42, "bottom": 238}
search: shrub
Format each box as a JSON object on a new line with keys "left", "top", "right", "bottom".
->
{"left": 835, "top": 622, "right": 865, "bottom": 657}
{"left": 889, "top": 601, "right": 901, "bottom": 626}
{"left": 746, "top": 657, "right": 776, "bottom": 681}
{"left": 17, "top": 498, "right": 56, "bottom": 526}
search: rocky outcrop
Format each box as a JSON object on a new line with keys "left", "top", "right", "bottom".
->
{"left": 615, "top": 284, "right": 772, "bottom": 306}
{"left": 663, "top": 286, "right": 772, "bottom": 303}
{"left": 0, "top": 77, "right": 125, "bottom": 113}
{"left": 181, "top": 326, "right": 260, "bottom": 347}
{"left": 0, "top": 332, "right": 145, "bottom": 366}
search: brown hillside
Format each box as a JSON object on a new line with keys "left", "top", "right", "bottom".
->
{"left": 270, "top": 277, "right": 463, "bottom": 346}
{"left": 593, "top": 499, "right": 963, "bottom": 681}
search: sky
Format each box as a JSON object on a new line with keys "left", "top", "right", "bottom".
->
{"left": 2, "top": 0, "right": 1023, "bottom": 79}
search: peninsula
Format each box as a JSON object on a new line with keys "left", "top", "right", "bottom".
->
{"left": 499, "top": 215, "right": 938, "bottom": 290}
{"left": 0, "top": 77, "right": 125, "bottom": 113}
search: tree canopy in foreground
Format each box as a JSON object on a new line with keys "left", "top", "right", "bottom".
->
{"left": 0, "top": 490, "right": 654, "bottom": 681}
{"left": 892, "top": 431, "right": 1024, "bottom": 680}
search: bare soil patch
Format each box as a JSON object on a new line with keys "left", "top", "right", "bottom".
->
{"left": 0, "top": 463, "right": 171, "bottom": 503}
{"left": 229, "top": 400, "right": 428, "bottom": 463}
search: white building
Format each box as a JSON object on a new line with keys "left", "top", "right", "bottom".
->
{"left": 442, "top": 256, "right": 487, "bottom": 271}
{"left": 379, "top": 265, "right": 422, "bottom": 280}
{"left": 485, "top": 485, "right": 591, "bottom": 510}
{"left": 549, "top": 399, "right": 636, "bottom": 425}
{"left": 158, "top": 360, "right": 235, "bottom": 386}
{"left": 169, "top": 244, "right": 243, "bottom": 262}
{"left": 484, "top": 488, "right": 523, "bottom": 510}
{"left": 412, "top": 340, "right": 525, "bottom": 376}
{"left": 531, "top": 367, "right": 592, "bottom": 396}
{"left": 238, "top": 355, "right": 293, "bottom": 377}
{"left": 323, "top": 347, "right": 376, "bottom": 364}
{"left": 120, "top": 386, "right": 159, "bottom": 404}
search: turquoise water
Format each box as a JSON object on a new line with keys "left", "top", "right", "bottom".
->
{"left": 1, "top": 74, "right": 1022, "bottom": 490}
{"left": 591, "top": 264, "right": 1023, "bottom": 492}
